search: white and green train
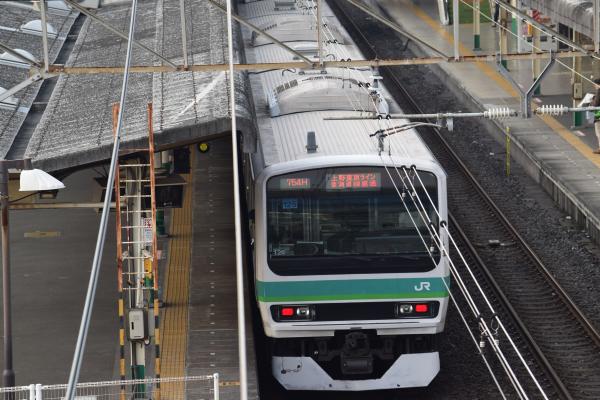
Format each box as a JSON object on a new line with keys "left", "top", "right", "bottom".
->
{"left": 239, "top": 0, "right": 449, "bottom": 391}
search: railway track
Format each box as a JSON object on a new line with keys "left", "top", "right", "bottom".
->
{"left": 328, "top": 1, "right": 600, "bottom": 398}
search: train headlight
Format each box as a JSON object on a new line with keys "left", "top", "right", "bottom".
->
{"left": 398, "top": 304, "right": 413, "bottom": 314}
{"left": 272, "top": 305, "right": 316, "bottom": 322}
{"left": 395, "top": 302, "right": 434, "bottom": 318}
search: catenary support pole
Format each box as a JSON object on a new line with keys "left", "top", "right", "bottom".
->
{"left": 64, "top": 0, "right": 138, "bottom": 399}
{"left": 224, "top": 0, "right": 248, "bottom": 398}
{"left": 39, "top": 0, "right": 49, "bottom": 73}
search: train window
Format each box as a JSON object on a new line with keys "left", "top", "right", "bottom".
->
{"left": 266, "top": 167, "right": 441, "bottom": 275}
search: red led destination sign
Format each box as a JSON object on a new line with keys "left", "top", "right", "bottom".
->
{"left": 280, "top": 177, "right": 311, "bottom": 190}
{"left": 326, "top": 173, "right": 381, "bottom": 190}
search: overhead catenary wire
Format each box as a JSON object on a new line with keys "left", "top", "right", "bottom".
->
{"left": 63, "top": 1, "right": 139, "bottom": 400}
{"left": 376, "top": 147, "right": 518, "bottom": 398}
{"left": 371, "top": 111, "right": 537, "bottom": 396}
{"left": 389, "top": 153, "right": 549, "bottom": 399}
{"left": 382, "top": 152, "right": 532, "bottom": 399}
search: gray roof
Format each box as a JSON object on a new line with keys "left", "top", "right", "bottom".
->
{"left": 0, "top": 3, "right": 78, "bottom": 159}
{"left": 240, "top": 0, "right": 433, "bottom": 167}
{"left": 25, "top": 0, "right": 254, "bottom": 172}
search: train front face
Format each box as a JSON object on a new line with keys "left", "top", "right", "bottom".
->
{"left": 254, "top": 156, "right": 449, "bottom": 391}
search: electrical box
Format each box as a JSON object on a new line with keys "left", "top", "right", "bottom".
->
{"left": 128, "top": 309, "right": 148, "bottom": 341}
{"left": 573, "top": 82, "right": 583, "bottom": 100}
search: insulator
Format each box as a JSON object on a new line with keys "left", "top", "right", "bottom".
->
{"left": 536, "top": 104, "right": 569, "bottom": 116}
{"left": 483, "top": 107, "right": 512, "bottom": 119}
{"left": 479, "top": 338, "right": 486, "bottom": 348}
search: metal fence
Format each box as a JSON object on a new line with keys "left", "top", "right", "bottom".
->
{"left": 0, "top": 375, "right": 219, "bottom": 400}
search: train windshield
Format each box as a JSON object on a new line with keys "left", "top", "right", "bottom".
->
{"left": 266, "top": 167, "right": 441, "bottom": 275}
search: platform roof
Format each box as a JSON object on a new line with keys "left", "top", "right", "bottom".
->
{"left": 1, "top": 0, "right": 253, "bottom": 172}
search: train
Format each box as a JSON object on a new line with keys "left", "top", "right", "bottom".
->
{"left": 239, "top": 0, "right": 450, "bottom": 391}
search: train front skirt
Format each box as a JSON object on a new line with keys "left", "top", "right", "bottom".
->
{"left": 272, "top": 352, "right": 440, "bottom": 391}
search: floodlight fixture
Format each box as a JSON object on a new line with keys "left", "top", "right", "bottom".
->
{"left": 19, "top": 168, "right": 66, "bottom": 192}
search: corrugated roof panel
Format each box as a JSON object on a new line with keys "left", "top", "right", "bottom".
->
{"left": 0, "top": 2, "right": 78, "bottom": 158}
{"left": 26, "top": 0, "right": 252, "bottom": 171}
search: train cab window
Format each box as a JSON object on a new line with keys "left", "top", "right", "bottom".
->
{"left": 266, "top": 167, "right": 441, "bottom": 275}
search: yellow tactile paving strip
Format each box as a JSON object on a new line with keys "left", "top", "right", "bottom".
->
{"left": 160, "top": 166, "right": 193, "bottom": 399}
{"left": 404, "top": 0, "right": 600, "bottom": 169}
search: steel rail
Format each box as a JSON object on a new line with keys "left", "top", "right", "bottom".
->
{"left": 381, "top": 60, "right": 574, "bottom": 400}
{"left": 385, "top": 35, "right": 600, "bottom": 400}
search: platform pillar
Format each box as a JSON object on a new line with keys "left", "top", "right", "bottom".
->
{"left": 532, "top": 22, "right": 541, "bottom": 95}
{"left": 515, "top": 0, "right": 524, "bottom": 52}
{"left": 499, "top": 6, "right": 508, "bottom": 68}
{"left": 452, "top": 0, "right": 460, "bottom": 60}
{"left": 473, "top": 0, "right": 481, "bottom": 50}
{"left": 572, "top": 31, "right": 583, "bottom": 127}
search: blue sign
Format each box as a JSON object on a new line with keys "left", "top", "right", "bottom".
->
{"left": 282, "top": 199, "right": 298, "bottom": 209}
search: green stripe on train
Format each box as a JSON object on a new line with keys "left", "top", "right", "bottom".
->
{"left": 256, "top": 277, "right": 450, "bottom": 302}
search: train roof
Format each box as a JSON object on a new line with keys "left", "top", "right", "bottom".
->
{"left": 239, "top": 0, "right": 439, "bottom": 168}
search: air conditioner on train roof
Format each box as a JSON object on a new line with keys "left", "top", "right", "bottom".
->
{"left": 268, "top": 75, "right": 388, "bottom": 117}
{"left": 252, "top": 16, "right": 344, "bottom": 46}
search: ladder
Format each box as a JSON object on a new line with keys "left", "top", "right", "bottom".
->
{"left": 113, "top": 103, "right": 161, "bottom": 400}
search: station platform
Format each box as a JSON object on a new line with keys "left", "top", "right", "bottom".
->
{"left": 377, "top": 0, "right": 600, "bottom": 241}
{"left": 159, "top": 140, "right": 259, "bottom": 399}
